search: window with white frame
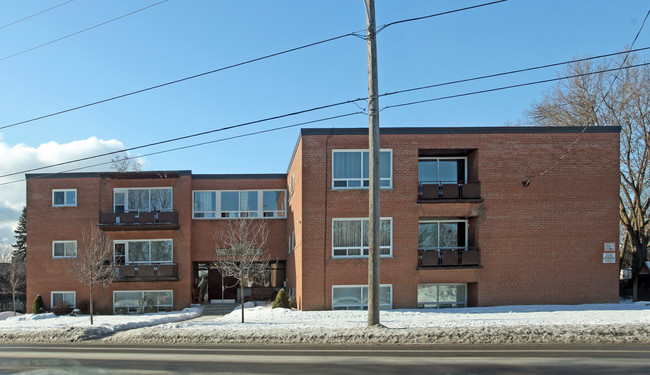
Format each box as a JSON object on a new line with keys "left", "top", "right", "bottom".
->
{"left": 52, "top": 241, "right": 77, "bottom": 258}
{"left": 113, "top": 290, "right": 173, "bottom": 314}
{"left": 417, "top": 283, "right": 467, "bottom": 308}
{"left": 192, "top": 190, "right": 287, "bottom": 219}
{"left": 332, "top": 218, "right": 392, "bottom": 257}
{"left": 113, "top": 188, "right": 172, "bottom": 213}
{"left": 332, "top": 285, "right": 392, "bottom": 310}
{"left": 418, "top": 220, "right": 467, "bottom": 250}
{"left": 52, "top": 189, "right": 77, "bottom": 207}
{"left": 332, "top": 150, "right": 392, "bottom": 188}
{"left": 113, "top": 240, "right": 172, "bottom": 264}
{"left": 51, "top": 291, "right": 76, "bottom": 308}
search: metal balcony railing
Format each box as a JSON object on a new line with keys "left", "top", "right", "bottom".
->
{"left": 115, "top": 263, "right": 178, "bottom": 280}
{"left": 418, "top": 181, "right": 481, "bottom": 200}
{"left": 418, "top": 247, "right": 480, "bottom": 268}
{"left": 98, "top": 210, "right": 179, "bottom": 230}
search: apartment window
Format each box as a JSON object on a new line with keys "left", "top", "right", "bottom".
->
{"left": 418, "top": 283, "right": 466, "bottom": 308}
{"left": 418, "top": 157, "right": 466, "bottom": 184}
{"left": 332, "top": 285, "right": 392, "bottom": 310}
{"left": 193, "top": 191, "right": 216, "bottom": 218}
{"left": 418, "top": 220, "right": 467, "bottom": 250}
{"left": 51, "top": 291, "right": 76, "bottom": 308}
{"left": 52, "top": 241, "right": 77, "bottom": 258}
{"left": 332, "top": 218, "right": 392, "bottom": 257}
{"left": 263, "top": 190, "right": 286, "bottom": 217}
{"left": 113, "top": 290, "right": 173, "bottom": 314}
{"left": 332, "top": 150, "right": 392, "bottom": 188}
{"left": 114, "top": 240, "right": 173, "bottom": 264}
{"left": 113, "top": 188, "right": 172, "bottom": 213}
{"left": 192, "top": 190, "right": 287, "bottom": 219}
{"left": 52, "top": 189, "right": 77, "bottom": 207}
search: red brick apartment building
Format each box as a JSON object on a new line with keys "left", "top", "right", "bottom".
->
{"left": 25, "top": 126, "right": 620, "bottom": 313}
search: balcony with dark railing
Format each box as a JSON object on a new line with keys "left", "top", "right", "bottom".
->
{"left": 115, "top": 263, "right": 178, "bottom": 281}
{"left": 98, "top": 210, "right": 179, "bottom": 231}
{"left": 418, "top": 247, "right": 480, "bottom": 269}
{"left": 418, "top": 181, "right": 482, "bottom": 203}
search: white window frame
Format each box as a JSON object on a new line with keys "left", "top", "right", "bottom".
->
{"left": 417, "top": 283, "right": 467, "bottom": 308}
{"left": 113, "top": 290, "right": 173, "bottom": 314}
{"left": 417, "top": 156, "right": 468, "bottom": 184}
{"left": 332, "top": 149, "right": 393, "bottom": 189}
{"left": 52, "top": 241, "right": 77, "bottom": 258}
{"left": 113, "top": 187, "right": 173, "bottom": 213}
{"left": 192, "top": 189, "right": 287, "bottom": 220}
{"left": 113, "top": 239, "right": 173, "bottom": 264}
{"left": 331, "top": 217, "right": 393, "bottom": 258}
{"left": 331, "top": 284, "right": 392, "bottom": 310}
{"left": 418, "top": 219, "right": 468, "bottom": 250}
{"left": 51, "top": 291, "right": 76, "bottom": 308}
{"left": 52, "top": 189, "right": 77, "bottom": 207}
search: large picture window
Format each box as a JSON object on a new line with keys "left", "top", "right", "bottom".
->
{"left": 418, "top": 220, "right": 467, "bottom": 250}
{"left": 332, "top": 285, "right": 392, "bottom": 310}
{"left": 52, "top": 241, "right": 77, "bottom": 258}
{"left": 418, "top": 157, "right": 466, "bottom": 184}
{"left": 417, "top": 283, "right": 467, "bottom": 308}
{"left": 52, "top": 189, "right": 77, "bottom": 207}
{"left": 332, "top": 218, "right": 392, "bottom": 257}
{"left": 113, "top": 188, "right": 172, "bottom": 213}
{"left": 113, "top": 240, "right": 173, "bottom": 264}
{"left": 192, "top": 190, "right": 286, "bottom": 219}
{"left": 332, "top": 150, "right": 392, "bottom": 188}
{"left": 51, "top": 291, "right": 76, "bottom": 308}
{"left": 113, "top": 290, "right": 173, "bottom": 314}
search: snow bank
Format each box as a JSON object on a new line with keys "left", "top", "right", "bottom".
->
{"left": 0, "top": 311, "right": 23, "bottom": 321}
{"left": 0, "top": 307, "right": 200, "bottom": 343}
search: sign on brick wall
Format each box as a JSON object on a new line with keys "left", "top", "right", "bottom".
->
{"left": 603, "top": 252, "right": 616, "bottom": 264}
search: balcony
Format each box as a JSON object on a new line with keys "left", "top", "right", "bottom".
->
{"left": 418, "top": 182, "right": 482, "bottom": 203}
{"left": 115, "top": 263, "right": 178, "bottom": 281}
{"left": 418, "top": 247, "right": 480, "bottom": 269}
{"left": 98, "top": 210, "right": 179, "bottom": 231}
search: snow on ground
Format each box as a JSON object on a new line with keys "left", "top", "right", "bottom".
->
{"left": 0, "top": 311, "right": 22, "bottom": 321}
{"left": 0, "top": 307, "right": 200, "bottom": 334}
{"left": 163, "top": 302, "right": 650, "bottom": 331}
{"left": 2, "top": 303, "right": 650, "bottom": 344}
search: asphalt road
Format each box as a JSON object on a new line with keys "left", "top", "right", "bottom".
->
{"left": 0, "top": 343, "right": 649, "bottom": 374}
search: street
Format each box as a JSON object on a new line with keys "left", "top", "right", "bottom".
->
{"left": 0, "top": 343, "right": 649, "bottom": 374}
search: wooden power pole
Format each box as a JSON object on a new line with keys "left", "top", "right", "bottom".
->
{"left": 365, "top": 0, "right": 381, "bottom": 327}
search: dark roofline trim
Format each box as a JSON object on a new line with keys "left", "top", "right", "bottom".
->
{"left": 192, "top": 173, "right": 287, "bottom": 180}
{"left": 26, "top": 170, "right": 192, "bottom": 180}
{"left": 300, "top": 126, "right": 621, "bottom": 136}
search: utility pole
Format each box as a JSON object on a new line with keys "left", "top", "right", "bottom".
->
{"left": 365, "top": 0, "right": 380, "bottom": 327}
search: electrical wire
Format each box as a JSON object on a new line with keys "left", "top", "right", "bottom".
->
{"left": 1, "top": 49, "right": 647, "bottom": 180}
{"left": 0, "top": 112, "right": 363, "bottom": 186}
{"left": 0, "top": 0, "right": 74, "bottom": 30}
{"left": 380, "top": 62, "right": 650, "bottom": 112}
{"left": 0, "top": 0, "right": 167, "bottom": 63}
{"left": 0, "top": 0, "right": 507, "bottom": 131}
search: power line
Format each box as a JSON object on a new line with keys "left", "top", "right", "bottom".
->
{"left": 376, "top": 0, "right": 507, "bottom": 34}
{"left": 0, "top": 0, "right": 167, "bottom": 63}
{"left": 0, "top": 112, "right": 363, "bottom": 186}
{"left": 0, "top": 0, "right": 74, "bottom": 30}
{"left": 1, "top": 57, "right": 647, "bottom": 183}
{"left": 0, "top": 49, "right": 647, "bottom": 180}
{"left": 380, "top": 62, "right": 650, "bottom": 111}
{"left": 0, "top": 0, "right": 507, "bottom": 131}
{"left": 0, "top": 99, "right": 366, "bottom": 179}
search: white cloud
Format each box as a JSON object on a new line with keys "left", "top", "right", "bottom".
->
{"left": 0, "top": 136, "right": 141, "bottom": 244}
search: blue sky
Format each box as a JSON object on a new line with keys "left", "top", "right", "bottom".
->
{"left": 0, "top": 0, "right": 648, "bottom": 242}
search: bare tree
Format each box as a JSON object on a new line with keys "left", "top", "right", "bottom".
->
{"left": 527, "top": 53, "right": 649, "bottom": 296}
{"left": 0, "top": 252, "right": 25, "bottom": 316}
{"left": 68, "top": 224, "right": 116, "bottom": 324}
{"left": 110, "top": 154, "right": 142, "bottom": 172}
{"left": 214, "top": 219, "right": 271, "bottom": 323}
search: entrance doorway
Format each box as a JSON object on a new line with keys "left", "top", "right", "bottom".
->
{"left": 195, "top": 262, "right": 237, "bottom": 303}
